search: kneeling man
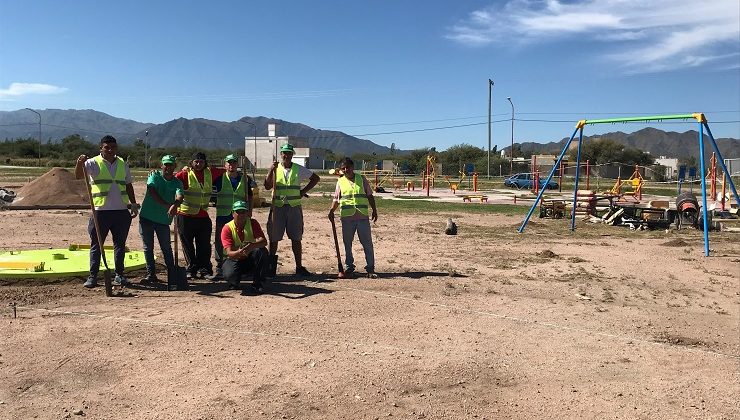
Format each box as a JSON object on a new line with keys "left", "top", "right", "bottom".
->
{"left": 221, "top": 200, "right": 268, "bottom": 294}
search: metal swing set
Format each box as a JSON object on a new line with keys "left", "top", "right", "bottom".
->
{"left": 518, "top": 113, "right": 740, "bottom": 256}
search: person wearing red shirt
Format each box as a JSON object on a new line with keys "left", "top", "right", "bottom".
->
{"left": 175, "top": 152, "right": 226, "bottom": 279}
{"left": 221, "top": 200, "right": 268, "bottom": 294}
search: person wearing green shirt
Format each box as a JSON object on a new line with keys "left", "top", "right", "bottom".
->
{"left": 139, "top": 155, "right": 184, "bottom": 284}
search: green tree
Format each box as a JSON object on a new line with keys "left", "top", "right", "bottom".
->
{"left": 437, "top": 143, "right": 485, "bottom": 175}
{"left": 570, "top": 138, "right": 653, "bottom": 166}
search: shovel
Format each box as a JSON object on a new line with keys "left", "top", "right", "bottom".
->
{"left": 268, "top": 157, "right": 278, "bottom": 279}
{"left": 171, "top": 216, "right": 188, "bottom": 290}
{"left": 82, "top": 166, "right": 113, "bottom": 297}
{"left": 329, "top": 215, "right": 345, "bottom": 279}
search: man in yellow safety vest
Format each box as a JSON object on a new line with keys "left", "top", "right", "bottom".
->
{"left": 328, "top": 157, "right": 378, "bottom": 278}
{"left": 212, "top": 154, "right": 255, "bottom": 280}
{"left": 74, "top": 135, "right": 139, "bottom": 288}
{"left": 220, "top": 200, "right": 268, "bottom": 294}
{"left": 263, "top": 143, "right": 320, "bottom": 277}
{"left": 175, "top": 152, "right": 226, "bottom": 279}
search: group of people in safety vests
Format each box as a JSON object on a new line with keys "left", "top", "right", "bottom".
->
{"left": 74, "top": 135, "right": 378, "bottom": 295}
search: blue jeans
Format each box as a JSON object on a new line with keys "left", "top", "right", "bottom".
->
{"left": 139, "top": 216, "right": 175, "bottom": 277}
{"left": 341, "top": 218, "right": 374, "bottom": 271}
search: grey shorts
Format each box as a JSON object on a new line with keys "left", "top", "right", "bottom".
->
{"left": 266, "top": 205, "right": 304, "bottom": 241}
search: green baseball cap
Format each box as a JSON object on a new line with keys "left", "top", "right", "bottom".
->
{"left": 224, "top": 154, "right": 238, "bottom": 162}
{"left": 161, "top": 155, "right": 176, "bottom": 164}
{"left": 280, "top": 143, "right": 295, "bottom": 153}
{"left": 232, "top": 200, "right": 249, "bottom": 212}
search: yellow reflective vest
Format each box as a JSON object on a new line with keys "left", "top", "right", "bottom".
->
{"left": 216, "top": 174, "right": 246, "bottom": 217}
{"left": 90, "top": 156, "right": 129, "bottom": 207}
{"left": 180, "top": 169, "right": 212, "bottom": 215}
{"left": 227, "top": 219, "right": 255, "bottom": 253}
{"left": 273, "top": 164, "right": 301, "bottom": 207}
{"left": 338, "top": 173, "right": 369, "bottom": 217}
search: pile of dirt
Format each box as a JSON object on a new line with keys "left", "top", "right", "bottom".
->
{"left": 660, "top": 238, "right": 690, "bottom": 247}
{"left": 537, "top": 249, "right": 558, "bottom": 259}
{"left": 11, "top": 167, "right": 88, "bottom": 206}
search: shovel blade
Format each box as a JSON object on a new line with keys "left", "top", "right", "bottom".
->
{"left": 268, "top": 254, "right": 278, "bottom": 279}
{"left": 103, "top": 269, "right": 113, "bottom": 297}
{"left": 168, "top": 266, "right": 189, "bottom": 291}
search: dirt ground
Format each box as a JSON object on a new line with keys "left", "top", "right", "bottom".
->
{"left": 1, "top": 180, "right": 739, "bottom": 420}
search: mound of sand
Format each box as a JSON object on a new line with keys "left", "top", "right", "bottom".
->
{"left": 12, "top": 167, "right": 88, "bottom": 206}
{"left": 660, "top": 238, "right": 690, "bottom": 247}
{"left": 537, "top": 249, "right": 558, "bottom": 259}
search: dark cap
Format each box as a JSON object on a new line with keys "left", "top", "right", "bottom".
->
{"left": 192, "top": 152, "right": 207, "bottom": 161}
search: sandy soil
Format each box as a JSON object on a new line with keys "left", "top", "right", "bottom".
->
{"left": 1, "top": 181, "right": 739, "bottom": 420}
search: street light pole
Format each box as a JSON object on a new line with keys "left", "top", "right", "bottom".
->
{"left": 236, "top": 120, "right": 257, "bottom": 178}
{"left": 144, "top": 130, "right": 149, "bottom": 168}
{"left": 25, "top": 108, "right": 41, "bottom": 166}
{"left": 487, "top": 79, "right": 494, "bottom": 179}
{"left": 507, "top": 97, "right": 514, "bottom": 175}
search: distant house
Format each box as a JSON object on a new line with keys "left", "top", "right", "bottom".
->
{"left": 532, "top": 154, "right": 557, "bottom": 176}
{"left": 654, "top": 156, "right": 679, "bottom": 179}
{"left": 243, "top": 123, "right": 325, "bottom": 170}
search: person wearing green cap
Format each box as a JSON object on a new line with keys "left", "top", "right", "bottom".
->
{"left": 220, "top": 200, "right": 268, "bottom": 293}
{"left": 212, "top": 154, "right": 256, "bottom": 280}
{"left": 138, "top": 154, "right": 184, "bottom": 284}
{"left": 264, "top": 143, "right": 320, "bottom": 277}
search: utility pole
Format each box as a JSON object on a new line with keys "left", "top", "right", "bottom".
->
{"left": 487, "top": 79, "right": 494, "bottom": 179}
{"left": 507, "top": 96, "right": 515, "bottom": 175}
{"left": 144, "top": 130, "right": 149, "bottom": 168}
{"left": 25, "top": 108, "right": 41, "bottom": 166}
{"left": 237, "top": 120, "right": 257, "bottom": 178}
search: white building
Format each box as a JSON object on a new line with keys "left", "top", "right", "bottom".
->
{"left": 654, "top": 156, "right": 679, "bottom": 179}
{"left": 242, "top": 123, "right": 326, "bottom": 170}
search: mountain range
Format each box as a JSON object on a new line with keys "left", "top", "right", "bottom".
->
{"left": 516, "top": 127, "right": 740, "bottom": 160}
{"left": 0, "top": 109, "right": 391, "bottom": 156}
{"left": 1, "top": 109, "right": 738, "bottom": 159}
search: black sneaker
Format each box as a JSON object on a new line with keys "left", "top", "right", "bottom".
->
{"left": 140, "top": 274, "right": 159, "bottom": 284}
{"left": 242, "top": 283, "right": 264, "bottom": 295}
{"left": 186, "top": 271, "right": 195, "bottom": 280}
{"left": 295, "top": 266, "right": 312, "bottom": 277}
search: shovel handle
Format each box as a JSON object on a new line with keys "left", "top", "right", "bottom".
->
{"left": 82, "top": 164, "right": 113, "bottom": 296}
{"left": 330, "top": 216, "right": 344, "bottom": 274}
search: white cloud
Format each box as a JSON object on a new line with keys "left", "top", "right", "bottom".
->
{"left": 446, "top": 0, "right": 740, "bottom": 72}
{"left": 0, "top": 82, "right": 69, "bottom": 99}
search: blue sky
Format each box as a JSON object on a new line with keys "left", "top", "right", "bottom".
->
{"left": 1, "top": 0, "right": 738, "bottom": 151}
